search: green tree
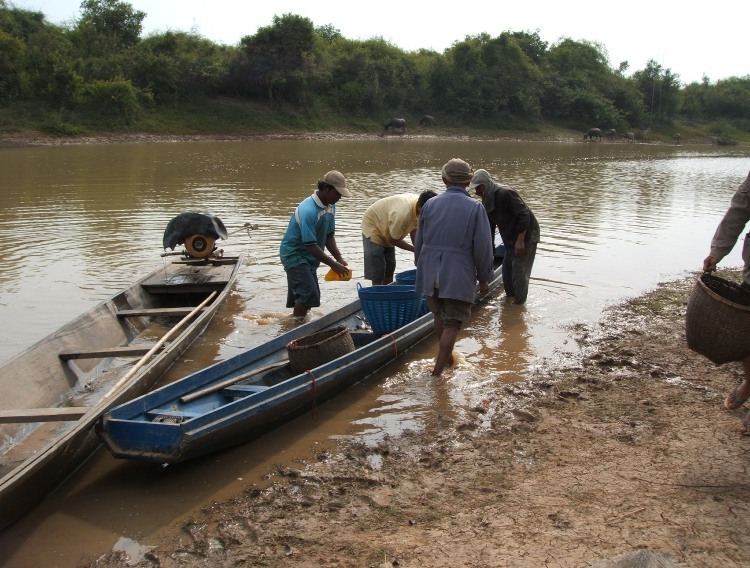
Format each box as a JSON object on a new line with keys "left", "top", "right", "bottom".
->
{"left": 430, "top": 33, "right": 541, "bottom": 121}
{"left": 509, "top": 30, "right": 547, "bottom": 66}
{"left": 72, "top": 0, "right": 145, "bottom": 57}
{"left": 0, "top": 3, "right": 76, "bottom": 106}
{"left": 632, "top": 59, "right": 681, "bottom": 125}
{"left": 540, "top": 38, "right": 632, "bottom": 129}
{"left": 325, "top": 37, "right": 417, "bottom": 115}
{"left": 234, "top": 13, "right": 317, "bottom": 104}
{"left": 0, "top": 28, "right": 24, "bottom": 100}
{"left": 79, "top": 77, "right": 139, "bottom": 122}
{"left": 679, "top": 76, "right": 711, "bottom": 119}
{"left": 133, "top": 31, "right": 231, "bottom": 103}
{"left": 705, "top": 77, "right": 750, "bottom": 119}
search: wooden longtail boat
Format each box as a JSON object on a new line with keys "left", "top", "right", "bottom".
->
{"left": 96, "top": 264, "right": 503, "bottom": 465}
{"left": 0, "top": 220, "right": 244, "bottom": 531}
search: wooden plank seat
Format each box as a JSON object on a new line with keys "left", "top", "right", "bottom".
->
{"left": 117, "top": 307, "right": 206, "bottom": 317}
{"left": 0, "top": 407, "right": 90, "bottom": 423}
{"left": 221, "top": 384, "right": 270, "bottom": 399}
{"left": 59, "top": 345, "right": 162, "bottom": 361}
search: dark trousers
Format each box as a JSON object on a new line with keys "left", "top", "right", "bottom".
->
{"left": 501, "top": 242, "right": 537, "bottom": 304}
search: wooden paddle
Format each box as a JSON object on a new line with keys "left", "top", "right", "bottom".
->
{"left": 179, "top": 359, "right": 288, "bottom": 403}
{"left": 100, "top": 290, "right": 218, "bottom": 402}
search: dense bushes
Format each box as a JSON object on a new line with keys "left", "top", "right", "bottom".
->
{"left": 1, "top": 0, "right": 749, "bottom": 134}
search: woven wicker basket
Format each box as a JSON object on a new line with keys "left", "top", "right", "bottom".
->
{"left": 287, "top": 325, "right": 355, "bottom": 374}
{"left": 685, "top": 273, "right": 750, "bottom": 364}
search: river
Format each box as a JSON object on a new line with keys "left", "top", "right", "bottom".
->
{"left": 0, "top": 137, "right": 748, "bottom": 566}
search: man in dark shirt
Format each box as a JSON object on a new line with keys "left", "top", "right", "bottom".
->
{"left": 468, "top": 169, "right": 540, "bottom": 305}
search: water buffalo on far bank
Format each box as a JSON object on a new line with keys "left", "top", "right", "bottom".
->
{"left": 419, "top": 115, "right": 434, "bottom": 126}
{"left": 384, "top": 118, "right": 406, "bottom": 133}
{"left": 622, "top": 131, "right": 635, "bottom": 141}
{"left": 584, "top": 128, "right": 601, "bottom": 141}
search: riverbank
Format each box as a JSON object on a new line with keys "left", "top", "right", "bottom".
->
{"left": 0, "top": 122, "right": 725, "bottom": 148}
{"left": 0, "top": 129, "right": 579, "bottom": 147}
{"left": 90, "top": 269, "right": 750, "bottom": 568}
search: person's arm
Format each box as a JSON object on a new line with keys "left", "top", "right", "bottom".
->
{"left": 384, "top": 208, "right": 417, "bottom": 251}
{"left": 706, "top": 185, "right": 750, "bottom": 269}
{"left": 515, "top": 229, "right": 527, "bottom": 257}
{"left": 324, "top": 234, "right": 348, "bottom": 274}
{"left": 499, "top": 189, "right": 531, "bottom": 252}
{"left": 304, "top": 236, "right": 348, "bottom": 275}
{"left": 703, "top": 255, "right": 718, "bottom": 272}
{"left": 385, "top": 235, "right": 415, "bottom": 252}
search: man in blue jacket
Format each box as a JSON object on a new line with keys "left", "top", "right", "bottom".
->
{"left": 415, "top": 158, "right": 494, "bottom": 376}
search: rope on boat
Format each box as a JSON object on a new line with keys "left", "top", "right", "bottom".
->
{"left": 305, "top": 370, "right": 318, "bottom": 419}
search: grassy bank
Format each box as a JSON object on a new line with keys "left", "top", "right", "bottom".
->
{"left": 0, "top": 98, "right": 747, "bottom": 145}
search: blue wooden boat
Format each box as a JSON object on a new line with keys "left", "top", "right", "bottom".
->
{"left": 96, "top": 264, "right": 504, "bottom": 464}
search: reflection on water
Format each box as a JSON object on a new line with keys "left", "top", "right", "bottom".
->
{"left": 1, "top": 139, "right": 750, "bottom": 566}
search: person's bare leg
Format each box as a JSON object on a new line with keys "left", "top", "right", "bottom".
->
{"left": 738, "top": 356, "right": 750, "bottom": 433}
{"left": 292, "top": 304, "right": 310, "bottom": 318}
{"left": 432, "top": 326, "right": 459, "bottom": 376}
{"left": 726, "top": 355, "right": 750, "bottom": 410}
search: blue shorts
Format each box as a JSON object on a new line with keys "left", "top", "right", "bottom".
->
{"left": 285, "top": 263, "right": 321, "bottom": 309}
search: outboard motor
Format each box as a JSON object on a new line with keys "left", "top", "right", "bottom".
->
{"left": 163, "top": 212, "right": 228, "bottom": 259}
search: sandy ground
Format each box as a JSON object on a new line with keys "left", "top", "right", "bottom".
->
{"left": 85, "top": 269, "right": 750, "bottom": 568}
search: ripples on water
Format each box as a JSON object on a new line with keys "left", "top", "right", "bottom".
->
{"left": 1, "top": 140, "right": 750, "bottom": 566}
{"left": 2, "top": 140, "right": 749, "bottom": 388}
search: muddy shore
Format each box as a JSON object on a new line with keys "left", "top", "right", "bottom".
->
{"left": 85, "top": 269, "right": 750, "bottom": 568}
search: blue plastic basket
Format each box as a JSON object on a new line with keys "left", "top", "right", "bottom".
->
{"left": 395, "top": 269, "right": 417, "bottom": 285}
{"left": 394, "top": 269, "right": 431, "bottom": 316}
{"left": 357, "top": 284, "right": 425, "bottom": 335}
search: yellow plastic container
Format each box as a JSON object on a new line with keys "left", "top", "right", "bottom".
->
{"left": 325, "top": 267, "right": 352, "bottom": 281}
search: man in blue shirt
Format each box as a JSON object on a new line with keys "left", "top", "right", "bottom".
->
{"left": 280, "top": 170, "right": 351, "bottom": 318}
{"left": 415, "top": 158, "right": 494, "bottom": 376}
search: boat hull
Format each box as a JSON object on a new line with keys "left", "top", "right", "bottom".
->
{"left": 97, "top": 265, "right": 503, "bottom": 464}
{"left": 0, "top": 254, "right": 243, "bottom": 531}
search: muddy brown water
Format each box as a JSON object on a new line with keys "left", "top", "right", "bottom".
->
{"left": 1, "top": 138, "right": 749, "bottom": 566}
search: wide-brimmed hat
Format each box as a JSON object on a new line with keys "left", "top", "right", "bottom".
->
{"left": 322, "top": 170, "right": 351, "bottom": 197}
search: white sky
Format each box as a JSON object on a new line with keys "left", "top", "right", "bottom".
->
{"left": 10, "top": 0, "right": 749, "bottom": 85}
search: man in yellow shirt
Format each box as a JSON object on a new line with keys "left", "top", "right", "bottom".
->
{"left": 361, "top": 191, "right": 436, "bottom": 285}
